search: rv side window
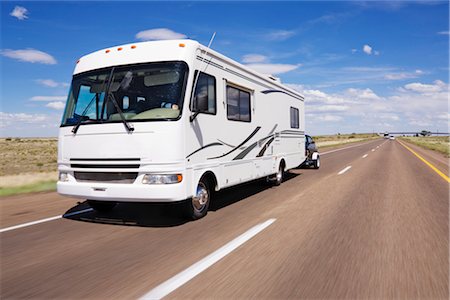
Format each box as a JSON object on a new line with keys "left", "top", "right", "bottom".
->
{"left": 192, "top": 72, "right": 216, "bottom": 114}
{"left": 290, "top": 107, "right": 299, "bottom": 129}
{"left": 226, "top": 86, "right": 251, "bottom": 122}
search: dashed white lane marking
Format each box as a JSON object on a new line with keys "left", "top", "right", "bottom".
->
{"left": 338, "top": 166, "right": 352, "bottom": 175}
{"left": 320, "top": 140, "right": 381, "bottom": 156}
{"left": 362, "top": 154, "right": 368, "bottom": 158}
{"left": 140, "top": 218, "right": 277, "bottom": 300}
{"left": 0, "top": 208, "right": 94, "bottom": 233}
{"left": 371, "top": 149, "right": 375, "bottom": 152}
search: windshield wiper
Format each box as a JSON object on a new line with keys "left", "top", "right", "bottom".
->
{"left": 106, "top": 92, "right": 134, "bottom": 133}
{"left": 71, "top": 94, "right": 97, "bottom": 134}
{"left": 102, "top": 68, "right": 134, "bottom": 133}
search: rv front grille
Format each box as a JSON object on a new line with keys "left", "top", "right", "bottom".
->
{"left": 71, "top": 164, "right": 140, "bottom": 169}
{"left": 74, "top": 172, "right": 138, "bottom": 184}
{"left": 69, "top": 158, "right": 141, "bottom": 169}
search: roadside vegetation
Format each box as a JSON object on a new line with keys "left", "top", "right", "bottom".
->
{"left": 399, "top": 136, "right": 450, "bottom": 157}
{"left": 0, "top": 138, "right": 58, "bottom": 196}
{"left": 313, "top": 133, "right": 379, "bottom": 148}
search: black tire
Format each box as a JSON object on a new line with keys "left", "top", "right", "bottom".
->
{"left": 87, "top": 200, "right": 117, "bottom": 212}
{"left": 183, "top": 178, "right": 211, "bottom": 220}
{"left": 313, "top": 156, "right": 320, "bottom": 169}
{"left": 272, "top": 163, "right": 284, "bottom": 186}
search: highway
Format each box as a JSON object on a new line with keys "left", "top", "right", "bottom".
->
{"left": 1, "top": 139, "right": 448, "bottom": 299}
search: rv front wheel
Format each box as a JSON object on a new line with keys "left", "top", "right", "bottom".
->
{"left": 87, "top": 200, "right": 117, "bottom": 212}
{"left": 184, "top": 179, "right": 210, "bottom": 220}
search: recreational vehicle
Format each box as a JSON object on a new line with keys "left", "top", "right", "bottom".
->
{"left": 57, "top": 39, "right": 307, "bottom": 219}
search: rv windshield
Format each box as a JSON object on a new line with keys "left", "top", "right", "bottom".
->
{"left": 61, "top": 62, "right": 188, "bottom": 126}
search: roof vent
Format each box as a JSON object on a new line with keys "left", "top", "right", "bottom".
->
{"left": 268, "top": 75, "right": 281, "bottom": 83}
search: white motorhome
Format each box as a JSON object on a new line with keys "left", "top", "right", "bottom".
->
{"left": 57, "top": 39, "right": 306, "bottom": 219}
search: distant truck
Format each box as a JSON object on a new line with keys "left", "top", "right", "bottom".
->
{"left": 57, "top": 40, "right": 307, "bottom": 219}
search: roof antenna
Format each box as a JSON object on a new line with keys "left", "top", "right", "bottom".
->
{"left": 189, "top": 32, "right": 216, "bottom": 122}
{"left": 199, "top": 32, "right": 216, "bottom": 73}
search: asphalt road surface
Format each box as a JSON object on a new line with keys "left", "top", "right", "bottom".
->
{"left": 1, "top": 139, "right": 448, "bottom": 299}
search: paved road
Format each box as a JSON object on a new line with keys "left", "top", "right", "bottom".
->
{"left": 1, "top": 139, "right": 448, "bottom": 299}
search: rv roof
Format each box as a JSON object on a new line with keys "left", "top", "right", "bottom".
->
{"left": 74, "top": 39, "right": 304, "bottom": 100}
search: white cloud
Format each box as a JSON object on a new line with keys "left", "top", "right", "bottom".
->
{"left": 10, "top": 6, "right": 28, "bottom": 20}
{"left": 404, "top": 80, "right": 445, "bottom": 93}
{"left": 30, "top": 96, "right": 66, "bottom": 101}
{"left": 245, "top": 63, "right": 299, "bottom": 75}
{"left": 135, "top": 28, "right": 187, "bottom": 41}
{"left": 437, "top": 31, "right": 449, "bottom": 35}
{"left": 36, "top": 79, "right": 69, "bottom": 88}
{"left": 378, "top": 113, "right": 400, "bottom": 121}
{"left": 316, "top": 115, "right": 343, "bottom": 122}
{"left": 0, "top": 112, "right": 50, "bottom": 127}
{"left": 266, "top": 30, "right": 295, "bottom": 41}
{"left": 296, "top": 79, "right": 448, "bottom": 134}
{"left": 304, "top": 89, "right": 328, "bottom": 99}
{"left": 307, "top": 105, "right": 350, "bottom": 113}
{"left": 242, "top": 54, "right": 268, "bottom": 64}
{"left": 0, "top": 112, "right": 60, "bottom": 136}
{"left": 46, "top": 101, "right": 66, "bottom": 110}
{"left": 363, "top": 44, "right": 372, "bottom": 55}
{"left": 1, "top": 49, "right": 57, "bottom": 64}
{"left": 36, "top": 79, "right": 70, "bottom": 88}
{"left": 346, "top": 88, "right": 381, "bottom": 100}
{"left": 351, "top": 49, "right": 358, "bottom": 54}
{"left": 384, "top": 69, "right": 424, "bottom": 80}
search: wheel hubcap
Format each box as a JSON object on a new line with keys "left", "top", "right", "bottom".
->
{"left": 276, "top": 167, "right": 283, "bottom": 182}
{"left": 192, "top": 182, "right": 209, "bottom": 212}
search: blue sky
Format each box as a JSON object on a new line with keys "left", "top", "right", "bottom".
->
{"left": 1, "top": 1, "right": 448, "bottom": 137}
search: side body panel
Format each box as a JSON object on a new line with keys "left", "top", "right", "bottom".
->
{"left": 185, "top": 51, "right": 305, "bottom": 197}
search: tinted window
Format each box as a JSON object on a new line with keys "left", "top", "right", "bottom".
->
{"left": 290, "top": 107, "right": 299, "bottom": 129}
{"left": 192, "top": 72, "right": 216, "bottom": 114}
{"left": 227, "top": 86, "right": 251, "bottom": 122}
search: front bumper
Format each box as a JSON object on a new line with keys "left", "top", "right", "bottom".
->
{"left": 57, "top": 179, "right": 187, "bottom": 203}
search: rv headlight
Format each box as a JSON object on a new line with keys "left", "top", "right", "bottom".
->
{"left": 59, "top": 172, "right": 69, "bottom": 182}
{"left": 142, "top": 174, "right": 182, "bottom": 184}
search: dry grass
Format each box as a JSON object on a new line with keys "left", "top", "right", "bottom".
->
{"left": 313, "top": 133, "right": 379, "bottom": 148}
{"left": 0, "top": 138, "right": 57, "bottom": 176}
{"left": 0, "top": 138, "right": 58, "bottom": 196}
{"left": 0, "top": 181, "right": 56, "bottom": 197}
{"left": 399, "top": 136, "right": 450, "bottom": 157}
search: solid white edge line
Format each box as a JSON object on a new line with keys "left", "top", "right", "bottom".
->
{"left": 0, "top": 208, "right": 94, "bottom": 233}
{"left": 362, "top": 154, "right": 368, "bottom": 158}
{"left": 338, "top": 166, "right": 352, "bottom": 175}
{"left": 140, "top": 218, "right": 277, "bottom": 300}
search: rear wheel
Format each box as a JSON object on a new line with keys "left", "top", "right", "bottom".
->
{"left": 313, "top": 156, "right": 320, "bottom": 169}
{"left": 87, "top": 200, "right": 117, "bottom": 212}
{"left": 269, "top": 163, "right": 284, "bottom": 186}
{"left": 183, "top": 179, "right": 211, "bottom": 220}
